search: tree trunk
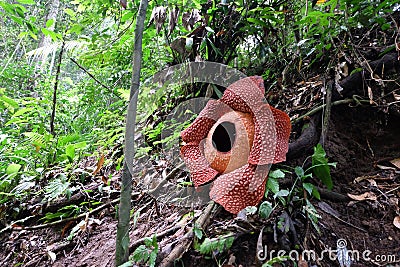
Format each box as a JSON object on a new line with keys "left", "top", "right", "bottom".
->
{"left": 38, "top": 0, "right": 60, "bottom": 72}
{"left": 115, "top": 0, "right": 149, "bottom": 266}
{"left": 39, "top": 0, "right": 60, "bottom": 49}
{"left": 50, "top": 41, "right": 65, "bottom": 136}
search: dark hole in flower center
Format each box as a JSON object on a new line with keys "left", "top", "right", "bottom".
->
{"left": 212, "top": 122, "right": 236, "bottom": 152}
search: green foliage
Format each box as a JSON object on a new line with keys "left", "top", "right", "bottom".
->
{"left": 197, "top": 235, "right": 235, "bottom": 255}
{"left": 262, "top": 255, "right": 292, "bottom": 267}
{"left": 44, "top": 173, "right": 73, "bottom": 201}
{"left": 132, "top": 234, "right": 158, "bottom": 267}
{"left": 310, "top": 143, "right": 335, "bottom": 190}
{"left": 259, "top": 201, "right": 273, "bottom": 219}
{"left": 41, "top": 205, "right": 81, "bottom": 222}
{"left": 259, "top": 145, "right": 335, "bottom": 233}
{"left": 193, "top": 224, "right": 203, "bottom": 240}
{"left": 303, "top": 199, "right": 321, "bottom": 233}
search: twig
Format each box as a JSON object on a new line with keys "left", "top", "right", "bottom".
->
{"left": 70, "top": 58, "right": 110, "bottom": 91}
{"left": 1, "top": 161, "right": 184, "bottom": 234}
{"left": 129, "top": 224, "right": 182, "bottom": 253}
{"left": 148, "top": 162, "right": 185, "bottom": 194}
{"left": 69, "top": 58, "right": 121, "bottom": 99}
{"left": 319, "top": 80, "right": 333, "bottom": 147}
{"left": 291, "top": 97, "right": 371, "bottom": 124}
{"left": 0, "top": 198, "right": 120, "bottom": 233}
{"left": 320, "top": 207, "right": 367, "bottom": 233}
{"left": 0, "top": 192, "right": 141, "bottom": 234}
{"left": 0, "top": 215, "right": 37, "bottom": 234}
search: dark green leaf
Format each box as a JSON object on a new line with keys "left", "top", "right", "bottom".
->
{"left": 259, "top": 201, "right": 273, "bottom": 218}
{"left": 266, "top": 178, "right": 279, "bottom": 194}
{"left": 311, "top": 144, "right": 333, "bottom": 190}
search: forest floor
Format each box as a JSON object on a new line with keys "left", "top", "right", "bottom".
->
{"left": 1, "top": 77, "right": 399, "bottom": 267}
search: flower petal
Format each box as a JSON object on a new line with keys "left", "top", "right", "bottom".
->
{"left": 209, "top": 164, "right": 270, "bottom": 214}
{"left": 220, "top": 77, "right": 265, "bottom": 113}
{"left": 271, "top": 106, "right": 291, "bottom": 163}
{"left": 180, "top": 142, "right": 219, "bottom": 187}
{"left": 180, "top": 100, "right": 230, "bottom": 143}
{"left": 248, "top": 104, "right": 277, "bottom": 165}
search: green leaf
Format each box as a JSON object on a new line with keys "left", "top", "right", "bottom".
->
{"left": 266, "top": 178, "right": 279, "bottom": 194}
{"left": 12, "top": 107, "right": 33, "bottom": 117}
{"left": 311, "top": 144, "right": 333, "bottom": 190}
{"left": 274, "top": 189, "right": 289, "bottom": 198}
{"left": 41, "top": 28, "right": 58, "bottom": 41}
{"left": 0, "top": 95, "right": 19, "bottom": 113}
{"left": 247, "top": 17, "right": 268, "bottom": 28}
{"left": 303, "top": 182, "right": 314, "bottom": 196}
{"left": 198, "top": 235, "right": 234, "bottom": 255}
{"left": 121, "top": 11, "right": 134, "bottom": 22}
{"left": 65, "top": 144, "right": 75, "bottom": 161}
{"left": 73, "top": 141, "right": 87, "bottom": 149}
{"left": 350, "top": 68, "right": 363, "bottom": 76}
{"left": 67, "top": 24, "right": 83, "bottom": 34}
{"left": 193, "top": 226, "right": 203, "bottom": 239}
{"left": 312, "top": 186, "right": 320, "bottom": 200}
{"left": 381, "top": 23, "right": 390, "bottom": 31}
{"left": 144, "top": 237, "right": 153, "bottom": 247}
{"left": 17, "top": 0, "right": 35, "bottom": 4}
{"left": 294, "top": 166, "right": 304, "bottom": 178}
{"left": 259, "top": 201, "right": 273, "bottom": 219}
{"left": 133, "top": 245, "right": 150, "bottom": 263}
{"left": 6, "top": 163, "right": 22, "bottom": 174}
{"left": 46, "top": 19, "right": 54, "bottom": 28}
{"left": 269, "top": 169, "right": 285, "bottom": 179}
{"left": 64, "top": 8, "right": 76, "bottom": 17}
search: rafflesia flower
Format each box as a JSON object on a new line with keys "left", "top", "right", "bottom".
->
{"left": 180, "top": 76, "right": 291, "bottom": 214}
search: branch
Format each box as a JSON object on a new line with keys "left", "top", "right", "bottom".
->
{"left": 158, "top": 201, "right": 216, "bottom": 267}
{"left": 70, "top": 58, "right": 109, "bottom": 89}
{"left": 0, "top": 197, "right": 119, "bottom": 233}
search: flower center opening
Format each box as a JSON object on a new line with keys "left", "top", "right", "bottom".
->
{"left": 212, "top": 121, "right": 236, "bottom": 153}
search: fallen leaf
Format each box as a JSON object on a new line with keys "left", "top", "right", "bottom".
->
{"left": 61, "top": 221, "right": 75, "bottom": 237}
{"left": 367, "top": 179, "right": 377, "bottom": 187}
{"left": 394, "top": 216, "right": 400, "bottom": 229}
{"left": 377, "top": 164, "right": 396, "bottom": 170}
{"left": 390, "top": 158, "right": 400, "bottom": 169}
{"left": 318, "top": 201, "right": 341, "bottom": 217}
{"left": 347, "top": 192, "right": 377, "bottom": 201}
{"left": 93, "top": 154, "right": 105, "bottom": 175}
{"left": 47, "top": 250, "right": 56, "bottom": 263}
{"left": 368, "top": 85, "right": 373, "bottom": 104}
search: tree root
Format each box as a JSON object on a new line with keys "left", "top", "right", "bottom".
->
{"left": 158, "top": 201, "right": 216, "bottom": 267}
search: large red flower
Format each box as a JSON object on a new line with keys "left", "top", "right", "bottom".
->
{"left": 180, "top": 76, "right": 291, "bottom": 214}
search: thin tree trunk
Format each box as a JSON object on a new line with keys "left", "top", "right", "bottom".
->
{"left": 50, "top": 41, "right": 65, "bottom": 136}
{"left": 115, "top": 0, "right": 148, "bottom": 265}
